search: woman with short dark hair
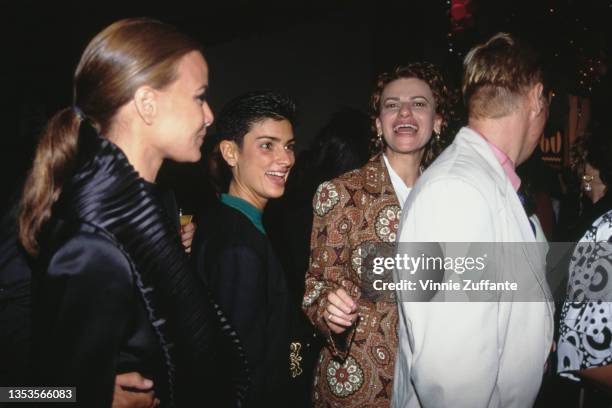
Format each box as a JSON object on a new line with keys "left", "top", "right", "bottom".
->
{"left": 193, "top": 90, "right": 297, "bottom": 407}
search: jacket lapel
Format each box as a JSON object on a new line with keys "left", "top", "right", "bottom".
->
{"left": 362, "top": 153, "right": 400, "bottom": 206}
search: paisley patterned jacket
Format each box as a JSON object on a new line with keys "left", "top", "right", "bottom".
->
{"left": 303, "top": 153, "right": 401, "bottom": 407}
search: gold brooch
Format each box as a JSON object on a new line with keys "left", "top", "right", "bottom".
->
{"left": 290, "top": 342, "right": 303, "bottom": 378}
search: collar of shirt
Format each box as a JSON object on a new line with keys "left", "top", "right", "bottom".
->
{"left": 220, "top": 193, "right": 266, "bottom": 235}
{"left": 382, "top": 154, "right": 412, "bottom": 209}
{"left": 471, "top": 129, "right": 521, "bottom": 192}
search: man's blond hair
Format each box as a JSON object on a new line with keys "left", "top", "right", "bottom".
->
{"left": 463, "top": 33, "right": 543, "bottom": 119}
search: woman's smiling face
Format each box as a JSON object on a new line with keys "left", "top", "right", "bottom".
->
{"left": 228, "top": 118, "right": 295, "bottom": 209}
{"left": 376, "top": 77, "right": 441, "bottom": 155}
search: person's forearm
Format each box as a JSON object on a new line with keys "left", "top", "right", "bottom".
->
{"left": 578, "top": 365, "right": 612, "bottom": 395}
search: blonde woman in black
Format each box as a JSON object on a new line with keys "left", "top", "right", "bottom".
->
{"left": 19, "top": 18, "right": 246, "bottom": 407}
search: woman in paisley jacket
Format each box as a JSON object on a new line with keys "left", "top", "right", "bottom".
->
{"left": 302, "top": 63, "right": 455, "bottom": 407}
{"left": 18, "top": 18, "right": 247, "bottom": 407}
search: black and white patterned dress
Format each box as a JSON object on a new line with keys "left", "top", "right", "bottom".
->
{"left": 557, "top": 210, "right": 612, "bottom": 380}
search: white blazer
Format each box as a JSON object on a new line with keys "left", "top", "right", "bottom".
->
{"left": 392, "top": 127, "right": 554, "bottom": 408}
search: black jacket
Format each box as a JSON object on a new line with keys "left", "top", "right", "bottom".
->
{"left": 0, "top": 198, "right": 31, "bottom": 386}
{"left": 30, "top": 128, "right": 248, "bottom": 407}
{"left": 32, "top": 222, "right": 171, "bottom": 405}
{"left": 193, "top": 201, "right": 291, "bottom": 407}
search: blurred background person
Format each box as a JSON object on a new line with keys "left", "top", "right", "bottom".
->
{"left": 556, "top": 123, "right": 612, "bottom": 407}
{"left": 562, "top": 124, "right": 612, "bottom": 241}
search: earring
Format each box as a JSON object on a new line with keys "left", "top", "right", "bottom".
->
{"left": 376, "top": 132, "right": 384, "bottom": 150}
{"left": 582, "top": 175, "right": 593, "bottom": 192}
{"left": 434, "top": 131, "right": 441, "bottom": 142}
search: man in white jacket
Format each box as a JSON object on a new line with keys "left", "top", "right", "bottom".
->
{"left": 392, "top": 33, "right": 554, "bottom": 407}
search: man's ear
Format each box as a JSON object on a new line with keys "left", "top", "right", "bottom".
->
{"left": 134, "top": 86, "right": 158, "bottom": 125}
{"left": 529, "top": 82, "right": 545, "bottom": 116}
{"left": 219, "top": 140, "right": 239, "bottom": 167}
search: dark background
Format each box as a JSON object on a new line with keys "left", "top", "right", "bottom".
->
{"left": 3, "top": 0, "right": 612, "bottom": 210}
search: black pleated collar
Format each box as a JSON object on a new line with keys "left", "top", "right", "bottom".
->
{"left": 53, "top": 125, "right": 249, "bottom": 407}
{"left": 54, "top": 130, "right": 211, "bottom": 407}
